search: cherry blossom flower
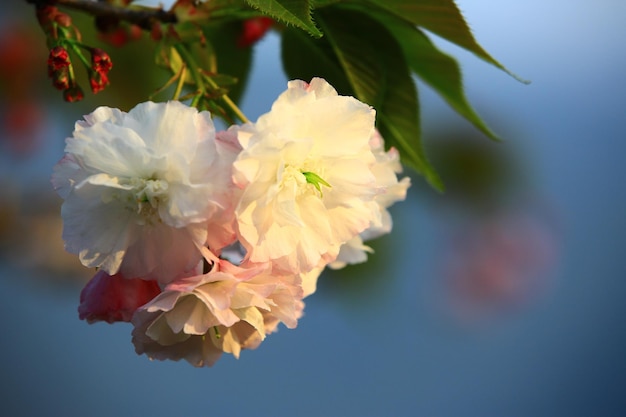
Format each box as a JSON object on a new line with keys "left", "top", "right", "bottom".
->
{"left": 52, "top": 101, "right": 240, "bottom": 283}
{"left": 232, "top": 78, "right": 380, "bottom": 274}
{"left": 131, "top": 258, "right": 304, "bottom": 367}
{"left": 52, "top": 76, "right": 413, "bottom": 366}
{"left": 330, "top": 130, "right": 411, "bottom": 269}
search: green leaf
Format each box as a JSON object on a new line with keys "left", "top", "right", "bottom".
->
{"left": 317, "top": 7, "right": 443, "bottom": 190}
{"left": 197, "top": 0, "right": 252, "bottom": 19}
{"left": 366, "top": 0, "right": 525, "bottom": 82}
{"left": 245, "top": 0, "right": 322, "bottom": 37}
{"left": 310, "top": 0, "right": 342, "bottom": 7}
{"left": 407, "top": 29, "right": 501, "bottom": 140}
{"left": 281, "top": 26, "right": 353, "bottom": 96}
{"left": 359, "top": 7, "right": 500, "bottom": 141}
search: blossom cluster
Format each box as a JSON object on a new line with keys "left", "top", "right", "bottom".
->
{"left": 52, "top": 78, "right": 410, "bottom": 367}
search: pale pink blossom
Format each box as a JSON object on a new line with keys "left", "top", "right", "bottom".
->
{"left": 78, "top": 270, "right": 161, "bottom": 324}
{"left": 131, "top": 258, "right": 303, "bottom": 367}
{"left": 232, "top": 78, "right": 380, "bottom": 274}
{"left": 52, "top": 101, "right": 240, "bottom": 283}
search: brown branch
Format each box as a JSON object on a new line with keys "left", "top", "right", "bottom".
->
{"left": 27, "top": 0, "right": 178, "bottom": 30}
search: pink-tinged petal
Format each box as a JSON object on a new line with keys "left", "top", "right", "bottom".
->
{"left": 145, "top": 313, "right": 191, "bottom": 346}
{"left": 233, "top": 307, "right": 266, "bottom": 337}
{"left": 78, "top": 270, "right": 161, "bottom": 324}
{"left": 120, "top": 222, "right": 206, "bottom": 284}
{"left": 266, "top": 286, "right": 304, "bottom": 329}
{"left": 300, "top": 263, "right": 325, "bottom": 298}
{"left": 131, "top": 259, "right": 306, "bottom": 366}
{"left": 132, "top": 309, "right": 223, "bottom": 367}
{"left": 192, "top": 276, "right": 239, "bottom": 311}
{"left": 163, "top": 295, "right": 213, "bottom": 335}
{"left": 143, "top": 291, "right": 182, "bottom": 314}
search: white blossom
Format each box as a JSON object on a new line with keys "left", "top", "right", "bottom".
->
{"left": 232, "top": 78, "right": 380, "bottom": 274}
{"left": 52, "top": 101, "right": 239, "bottom": 283}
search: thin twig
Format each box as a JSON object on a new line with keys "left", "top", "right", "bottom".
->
{"left": 26, "top": 0, "right": 178, "bottom": 30}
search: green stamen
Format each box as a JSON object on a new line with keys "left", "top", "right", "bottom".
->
{"left": 302, "top": 171, "right": 331, "bottom": 196}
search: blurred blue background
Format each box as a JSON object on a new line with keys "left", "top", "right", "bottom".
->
{"left": 1, "top": 0, "right": 625, "bottom": 416}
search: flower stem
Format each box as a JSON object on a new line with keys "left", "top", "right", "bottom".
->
{"left": 204, "top": 76, "right": 249, "bottom": 123}
{"left": 172, "top": 65, "right": 187, "bottom": 101}
{"left": 173, "top": 43, "right": 205, "bottom": 93}
{"left": 174, "top": 43, "right": 249, "bottom": 123}
{"left": 190, "top": 93, "right": 202, "bottom": 108}
{"left": 66, "top": 40, "right": 91, "bottom": 69}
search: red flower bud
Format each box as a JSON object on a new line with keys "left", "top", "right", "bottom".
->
{"left": 36, "top": 5, "right": 60, "bottom": 28}
{"left": 98, "top": 27, "right": 127, "bottom": 48}
{"left": 91, "top": 48, "right": 112, "bottom": 73}
{"left": 98, "top": 24, "right": 142, "bottom": 47}
{"left": 89, "top": 69, "right": 110, "bottom": 94}
{"left": 128, "top": 24, "right": 143, "bottom": 41}
{"left": 47, "top": 45, "right": 70, "bottom": 71}
{"left": 50, "top": 67, "right": 70, "bottom": 90}
{"left": 63, "top": 85, "right": 84, "bottom": 102}
{"left": 78, "top": 270, "right": 161, "bottom": 324}
{"left": 54, "top": 12, "right": 72, "bottom": 28}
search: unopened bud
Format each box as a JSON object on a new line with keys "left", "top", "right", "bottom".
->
{"left": 97, "top": 21, "right": 142, "bottom": 47}
{"left": 47, "top": 45, "right": 70, "bottom": 71}
{"left": 50, "top": 67, "right": 70, "bottom": 90}
{"left": 128, "top": 25, "right": 142, "bottom": 41}
{"left": 89, "top": 69, "right": 110, "bottom": 94}
{"left": 36, "top": 5, "right": 59, "bottom": 28}
{"left": 63, "top": 85, "right": 84, "bottom": 102}
{"left": 54, "top": 12, "right": 72, "bottom": 28}
{"left": 91, "top": 48, "right": 112, "bottom": 73}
